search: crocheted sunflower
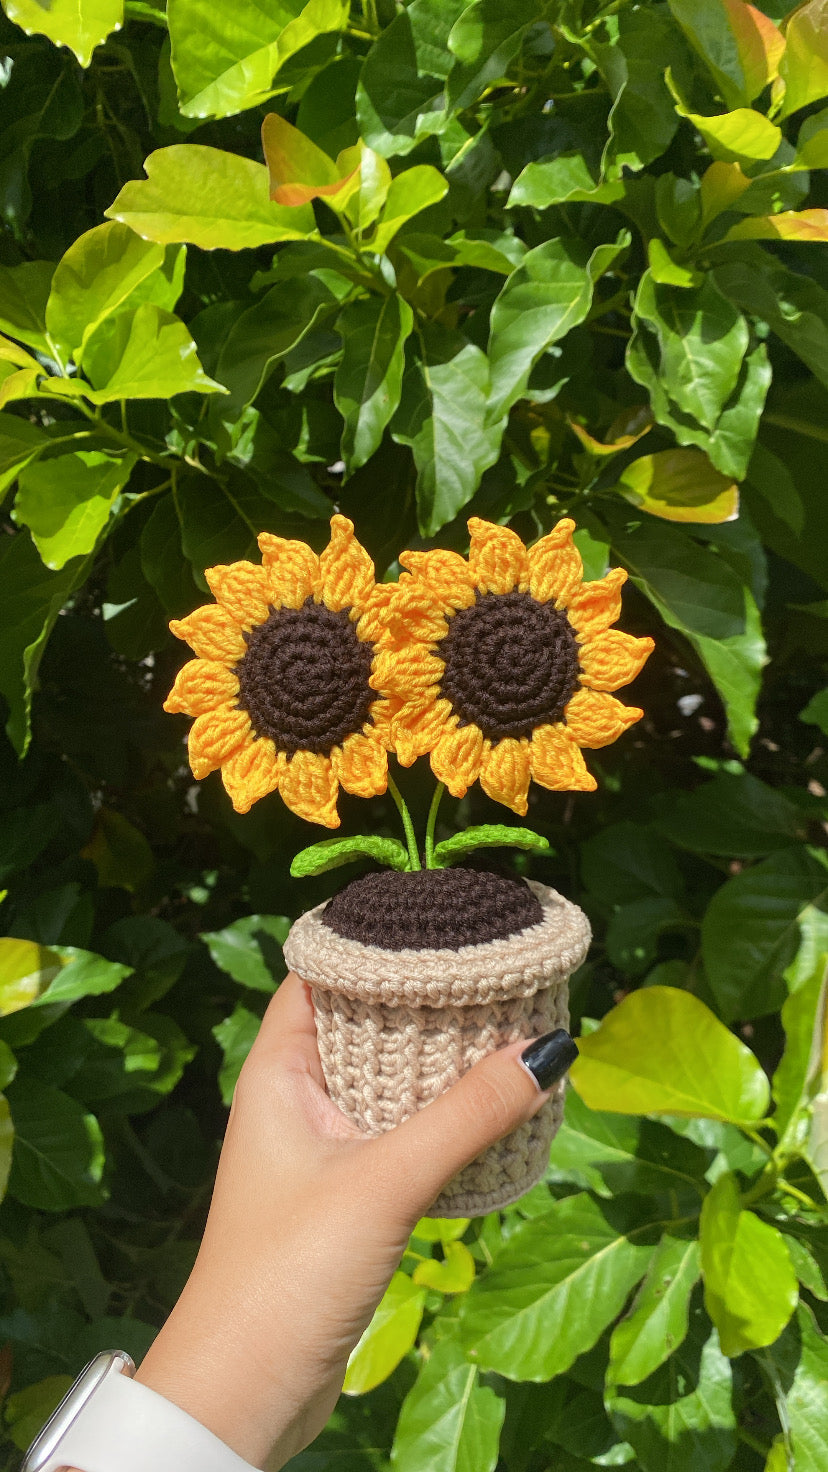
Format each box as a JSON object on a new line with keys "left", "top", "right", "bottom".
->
{"left": 164, "top": 515, "right": 394, "bottom": 827}
{"left": 374, "top": 517, "right": 654, "bottom": 816}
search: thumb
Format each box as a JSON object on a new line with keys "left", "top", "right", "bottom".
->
{"left": 365, "top": 1029, "right": 578, "bottom": 1225}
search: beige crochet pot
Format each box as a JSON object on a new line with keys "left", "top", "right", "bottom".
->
{"left": 283, "top": 872, "right": 591, "bottom": 1217}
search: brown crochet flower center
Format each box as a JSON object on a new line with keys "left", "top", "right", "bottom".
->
{"left": 322, "top": 867, "right": 543, "bottom": 949}
{"left": 235, "top": 598, "right": 375, "bottom": 755}
{"left": 438, "top": 591, "right": 581, "bottom": 740}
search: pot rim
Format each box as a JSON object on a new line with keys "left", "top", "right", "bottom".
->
{"left": 283, "top": 879, "right": 591, "bottom": 1007}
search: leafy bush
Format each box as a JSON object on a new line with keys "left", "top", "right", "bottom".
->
{"left": 0, "top": 0, "right": 827, "bottom": 1467}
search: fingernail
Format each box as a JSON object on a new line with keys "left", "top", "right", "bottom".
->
{"left": 519, "top": 1030, "right": 578, "bottom": 1092}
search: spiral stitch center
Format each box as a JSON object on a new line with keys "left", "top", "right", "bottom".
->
{"left": 235, "top": 597, "right": 375, "bottom": 755}
{"left": 437, "top": 591, "right": 581, "bottom": 740}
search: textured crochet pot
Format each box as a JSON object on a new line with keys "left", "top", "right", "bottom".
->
{"left": 283, "top": 867, "right": 591, "bottom": 1217}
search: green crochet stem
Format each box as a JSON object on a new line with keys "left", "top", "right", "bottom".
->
{"left": 424, "top": 782, "right": 446, "bottom": 869}
{"left": 387, "top": 774, "right": 422, "bottom": 871}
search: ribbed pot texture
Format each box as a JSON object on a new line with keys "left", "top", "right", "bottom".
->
{"left": 283, "top": 876, "right": 591, "bottom": 1217}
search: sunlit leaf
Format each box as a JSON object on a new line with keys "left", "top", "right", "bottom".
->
{"left": 201, "top": 915, "right": 290, "bottom": 992}
{"left": 13, "top": 451, "right": 136, "bottom": 569}
{"left": 609, "top": 1234, "right": 701, "bottom": 1387}
{"left": 668, "top": 0, "right": 784, "bottom": 108}
{"left": 779, "top": 0, "right": 828, "bottom": 119}
{"left": 2, "top": 0, "right": 123, "bottom": 67}
{"left": 412, "top": 1240, "right": 476, "bottom": 1294}
{"left": 46, "top": 221, "right": 185, "bottom": 358}
{"left": 212, "top": 1004, "right": 261, "bottom": 1105}
{"left": 81, "top": 304, "right": 224, "bottom": 403}
{"left": 679, "top": 106, "right": 781, "bottom": 167}
{"left": 334, "top": 294, "right": 413, "bottom": 472}
{"left": 262, "top": 112, "right": 357, "bottom": 207}
{"left": 391, "top": 1336, "right": 503, "bottom": 1472}
{"left": 570, "top": 986, "right": 771, "bottom": 1124}
{"left": 106, "top": 146, "right": 317, "bottom": 250}
{"left": 617, "top": 448, "right": 738, "bottom": 524}
{"left": 700, "top": 1172, "right": 798, "bottom": 1355}
{"left": 371, "top": 166, "right": 449, "bottom": 254}
{"left": 721, "top": 208, "right": 828, "bottom": 243}
{"left": 342, "top": 1272, "right": 426, "bottom": 1395}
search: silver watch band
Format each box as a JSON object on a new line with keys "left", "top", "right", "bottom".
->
{"left": 23, "top": 1351, "right": 259, "bottom": 1472}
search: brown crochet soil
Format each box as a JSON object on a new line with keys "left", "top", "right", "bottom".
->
{"left": 321, "top": 867, "right": 543, "bottom": 951}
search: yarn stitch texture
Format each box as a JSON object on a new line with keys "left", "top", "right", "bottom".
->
{"left": 377, "top": 516, "right": 654, "bottom": 814}
{"left": 163, "top": 515, "right": 396, "bottom": 826}
{"left": 322, "top": 868, "right": 543, "bottom": 950}
{"left": 284, "top": 879, "right": 591, "bottom": 1215}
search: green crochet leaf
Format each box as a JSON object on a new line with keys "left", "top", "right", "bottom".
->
{"left": 431, "top": 825, "right": 550, "bottom": 868}
{"left": 290, "top": 835, "right": 412, "bottom": 877}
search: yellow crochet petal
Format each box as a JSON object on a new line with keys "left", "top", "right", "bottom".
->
{"left": 429, "top": 723, "right": 485, "bottom": 799}
{"left": 564, "top": 688, "right": 643, "bottom": 748}
{"left": 391, "top": 695, "right": 453, "bottom": 767}
{"left": 257, "top": 534, "right": 318, "bottom": 609}
{"left": 163, "top": 659, "right": 239, "bottom": 716}
{"left": 332, "top": 732, "right": 388, "bottom": 799}
{"left": 371, "top": 646, "right": 443, "bottom": 698}
{"left": 204, "top": 562, "right": 271, "bottom": 629}
{"left": 468, "top": 518, "right": 529, "bottom": 594}
{"left": 480, "top": 737, "right": 531, "bottom": 816}
{"left": 579, "top": 630, "right": 655, "bottom": 692}
{"left": 317, "top": 514, "right": 375, "bottom": 613}
{"left": 383, "top": 577, "right": 449, "bottom": 645}
{"left": 169, "top": 606, "right": 246, "bottom": 664}
{"left": 365, "top": 697, "right": 396, "bottom": 749}
{"left": 221, "top": 739, "right": 285, "bottom": 814}
{"left": 398, "top": 548, "right": 476, "bottom": 614}
{"left": 187, "top": 707, "right": 251, "bottom": 780}
{"left": 567, "top": 568, "right": 627, "bottom": 641}
{"left": 279, "top": 750, "right": 340, "bottom": 828}
{"left": 530, "top": 725, "right": 597, "bottom": 792}
{"left": 355, "top": 585, "right": 397, "bottom": 646}
{"left": 527, "top": 518, "right": 583, "bottom": 606}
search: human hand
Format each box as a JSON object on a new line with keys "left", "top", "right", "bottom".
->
{"left": 131, "top": 971, "right": 576, "bottom": 1469}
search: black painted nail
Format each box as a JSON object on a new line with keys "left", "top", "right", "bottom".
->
{"left": 520, "top": 1029, "right": 579, "bottom": 1091}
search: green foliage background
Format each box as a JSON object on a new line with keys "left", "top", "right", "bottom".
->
{"left": 0, "top": 0, "right": 827, "bottom": 1466}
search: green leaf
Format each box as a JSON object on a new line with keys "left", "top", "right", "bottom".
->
{"left": 46, "top": 221, "right": 184, "bottom": 358}
{"left": 547, "top": 1089, "right": 712, "bottom": 1201}
{"left": 570, "top": 985, "right": 771, "bottom": 1125}
{"left": 13, "top": 451, "right": 136, "bottom": 570}
{"left": 668, "top": 0, "right": 784, "bottom": 109}
{"left": 773, "top": 955, "right": 828, "bottom": 1144}
{"left": 458, "top": 1194, "right": 654, "bottom": 1379}
{"left": 431, "top": 825, "right": 550, "bottom": 868}
{"left": 0, "top": 528, "right": 96, "bottom": 755}
{"left": 106, "top": 146, "right": 317, "bottom": 251}
{"left": 767, "top": 1304, "right": 828, "bottom": 1472}
{"left": 446, "top": 0, "right": 538, "bottom": 113}
{"left": 680, "top": 107, "right": 781, "bottom": 168}
{"left": 2, "top": 0, "right": 124, "bottom": 67}
{"left": 794, "top": 106, "right": 828, "bottom": 169}
{"left": 0, "top": 940, "right": 63, "bottom": 1017}
{"left": 609, "top": 1235, "right": 701, "bottom": 1387}
{"left": 371, "top": 166, "right": 449, "bottom": 255}
{"left": 28, "top": 947, "right": 132, "bottom": 1010}
{"left": 391, "top": 322, "right": 503, "bottom": 536}
{"left": 508, "top": 154, "right": 609, "bottom": 210}
{"left": 778, "top": 0, "right": 828, "bottom": 119}
{"left": 606, "top": 512, "right": 767, "bottom": 754}
{"left": 333, "top": 294, "right": 413, "bottom": 474}
{"left": 342, "top": 1271, "right": 427, "bottom": 1395}
{"left": 356, "top": 0, "right": 467, "bottom": 158}
{"left": 781, "top": 1233, "right": 828, "bottom": 1302}
{"left": 201, "top": 915, "right": 290, "bottom": 992}
{"left": 606, "top": 1298, "right": 737, "bottom": 1472}
{"left": 651, "top": 772, "right": 806, "bottom": 859}
{"left": 290, "top": 836, "right": 412, "bottom": 877}
{"left": 701, "top": 847, "right": 828, "bottom": 1021}
{"left": 594, "top": 7, "right": 683, "bottom": 178}
{"left": 713, "top": 251, "right": 828, "bottom": 393}
{"left": 487, "top": 236, "right": 627, "bottom": 423}
{"left": 0, "top": 413, "right": 50, "bottom": 496}
{"left": 168, "top": 0, "right": 348, "bottom": 120}
{"left": 213, "top": 1004, "right": 261, "bottom": 1106}
{"left": 581, "top": 821, "right": 683, "bottom": 905}
{"left": 617, "top": 448, "right": 738, "bottom": 525}
{"left": 632, "top": 272, "right": 748, "bottom": 435}
{"left": 391, "top": 1335, "right": 504, "bottom": 1472}
{"left": 0, "top": 1093, "right": 12, "bottom": 1204}
{"left": 412, "top": 1241, "right": 476, "bottom": 1295}
{"left": 800, "top": 687, "right": 828, "bottom": 736}
{"left": 81, "top": 304, "right": 223, "bottom": 403}
{"left": 6, "top": 1079, "right": 106, "bottom": 1211}
{"left": 212, "top": 278, "right": 337, "bottom": 423}
{"left": 71, "top": 1015, "right": 196, "bottom": 1114}
{"left": 699, "top": 1172, "right": 798, "bottom": 1356}
{"left": 0, "top": 261, "right": 55, "bottom": 352}
{"left": 4, "top": 1376, "right": 73, "bottom": 1453}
